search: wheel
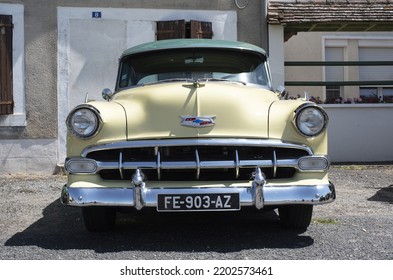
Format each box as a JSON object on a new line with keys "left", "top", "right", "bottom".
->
{"left": 278, "top": 205, "right": 313, "bottom": 230}
{"left": 82, "top": 206, "right": 116, "bottom": 232}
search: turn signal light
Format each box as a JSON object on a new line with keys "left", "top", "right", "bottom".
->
{"left": 66, "top": 158, "right": 97, "bottom": 174}
{"left": 298, "top": 156, "right": 329, "bottom": 171}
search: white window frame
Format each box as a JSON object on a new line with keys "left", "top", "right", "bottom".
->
{"left": 323, "top": 35, "right": 393, "bottom": 102}
{"left": 358, "top": 43, "right": 393, "bottom": 102}
{"left": 324, "top": 46, "right": 345, "bottom": 102}
{"left": 322, "top": 38, "right": 347, "bottom": 101}
{"left": 0, "top": 4, "right": 25, "bottom": 126}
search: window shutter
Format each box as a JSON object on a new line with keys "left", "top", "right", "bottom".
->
{"left": 325, "top": 47, "right": 344, "bottom": 82}
{"left": 359, "top": 47, "right": 393, "bottom": 82}
{"left": 190, "top": 20, "right": 213, "bottom": 39}
{"left": 157, "top": 20, "right": 213, "bottom": 40}
{"left": 0, "top": 15, "right": 13, "bottom": 115}
{"left": 156, "top": 20, "right": 185, "bottom": 40}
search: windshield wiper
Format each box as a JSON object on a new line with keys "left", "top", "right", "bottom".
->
{"left": 204, "top": 78, "right": 246, "bottom": 85}
{"left": 146, "top": 78, "right": 196, "bottom": 85}
{"left": 143, "top": 77, "right": 247, "bottom": 87}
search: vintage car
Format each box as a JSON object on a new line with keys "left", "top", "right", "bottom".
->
{"left": 61, "top": 39, "right": 335, "bottom": 232}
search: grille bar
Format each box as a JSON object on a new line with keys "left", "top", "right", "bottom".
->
{"left": 81, "top": 139, "right": 313, "bottom": 157}
{"left": 92, "top": 148, "right": 301, "bottom": 180}
{"left": 82, "top": 139, "right": 315, "bottom": 181}
{"left": 95, "top": 158, "right": 299, "bottom": 171}
{"left": 119, "top": 152, "right": 124, "bottom": 180}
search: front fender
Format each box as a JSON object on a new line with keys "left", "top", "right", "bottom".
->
{"left": 268, "top": 100, "right": 328, "bottom": 155}
{"left": 66, "top": 101, "right": 127, "bottom": 157}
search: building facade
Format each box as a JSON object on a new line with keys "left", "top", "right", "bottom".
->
{"left": 268, "top": 0, "right": 393, "bottom": 163}
{"left": 268, "top": 0, "right": 393, "bottom": 103}
{"left": 1, "top": 0, "right": 392, "bottom": 174}
{"left": 0, "top": 0, "right": 269, "bottom": 174}
{"left": 284, "top": 32, "right": 393, "bottom": 103}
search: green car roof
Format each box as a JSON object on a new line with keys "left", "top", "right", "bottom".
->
{"left": 121, "top": 39, "right": 267, "bottom": 58}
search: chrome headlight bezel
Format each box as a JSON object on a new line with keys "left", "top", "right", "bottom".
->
{"left": 66, "top": 105, "right": 102, "bottom": 139}
{"left": 293, "top": 104, "right": 328, "bottom": 137}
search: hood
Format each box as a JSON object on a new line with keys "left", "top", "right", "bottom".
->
{"left": 113, "top": 82, "right": 278, "bottom": 140}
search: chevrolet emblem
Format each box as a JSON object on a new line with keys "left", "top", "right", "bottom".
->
{"left": 180, "top": 116, "right": 216, "bottom": 128}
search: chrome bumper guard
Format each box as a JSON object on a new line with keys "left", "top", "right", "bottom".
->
{"left": 61, "top": 168, "right": 335, "bottom": 209}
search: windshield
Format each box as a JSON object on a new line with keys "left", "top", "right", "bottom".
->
{"left": 117, "top": 48, "right": 271, "bottom": 89}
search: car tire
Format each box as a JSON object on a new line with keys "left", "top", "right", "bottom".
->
{"left": 278, "top": 205, "right": 313, "bottom": 230}
{"left": 82, "top": 207, "right": 116, "bottom": 232}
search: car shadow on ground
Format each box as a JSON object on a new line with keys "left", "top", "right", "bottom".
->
{"left": 5, "top": 199, "right": 314, "bottom": 254}
{"left": 368, "top": 185, "right": 393, "bottom": 204}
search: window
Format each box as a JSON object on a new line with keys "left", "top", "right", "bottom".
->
{"left": 325, "top": 47, "right": 344, "bottom": 103}
{"left": 359, "top": 47, "right": 393, "bottom": 103}
{"left": 359, "top": 47, "right": 393, "bottom": 82}
{"left": 0, "top": 14, "right": 13, "bottom": 115}
{"left": 0, "top": 4, "right": 25, "bottom": 126}
{"left": 360, "top": 87, "right": 393, "bottom": 103}
{"left": 383, "top": 88, "right": 393, "bottom": 103}
{"left": 156, "top": 20, "right": 212, "bottom": 40}
{"left": 326, "top": 86, "right": 341, "bottom": 103}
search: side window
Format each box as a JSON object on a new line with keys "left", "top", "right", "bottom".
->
{"left": 0, "top": 14, "right": 13, "bottom": 115}
{"left": 119, "top": 61, "right": 132, "bottom": 88}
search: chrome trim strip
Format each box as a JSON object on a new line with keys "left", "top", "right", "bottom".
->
{"left": 90, "top": 158, "right": 298, "bottom": 175}
{"left": 65, "top": 140, "right": 329, "bottom": 176}
{"left": 92, "top": 159, "right": 300, "bottom": 171}
{"left": 157, "top": 150, "right": 161, "bottom": 180}
{"left": 66, "top": 156, "right": 329, "bottom": 175}
{"left": 61, "top": 181, "right": 336, "bottom": 208}
{"left": 119, "top": 152, "right": 124, "bottom": 180}
{"left": 80, "top": 139, "right": 313, "bottom": 157}
{"left": 235, "top": 150, "right": 240, "bottom": 179}
{"left": 195, "top": 149, "right": 200, "bottom": 180}
{"left": 273, "top": 150, "right": 277, "bottom": 178}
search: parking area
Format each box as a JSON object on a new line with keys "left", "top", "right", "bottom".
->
{"left": 0, "top": 165, "right": 392, "bottom": 260}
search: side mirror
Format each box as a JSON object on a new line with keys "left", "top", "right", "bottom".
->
{"left": 275, "top": 86, "right": 288, "bottom": 100}
{"left": 102, "top": 88, "right": 113, "bottom": 101}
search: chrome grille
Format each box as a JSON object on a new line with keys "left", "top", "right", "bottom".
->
{"left": 82, "top": 139, "right": 312, "bottom": 181}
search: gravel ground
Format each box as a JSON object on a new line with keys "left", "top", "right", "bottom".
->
{"left": 0, "top": 165, "right": 392, "bottom": 260}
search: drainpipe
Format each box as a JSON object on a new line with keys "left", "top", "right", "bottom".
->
{"left": 261, "top": 0, "right": 269, "bottom": 53}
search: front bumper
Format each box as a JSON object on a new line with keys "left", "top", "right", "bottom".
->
{"left": 61, "top": 170, "right": 335, "bottom": 210}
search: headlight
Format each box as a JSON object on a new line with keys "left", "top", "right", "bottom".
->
{"left": 294, "top": 104, "right": 328, "bottom": 137}
{"left": 66, "top": 106, "right": 101, "bottom": 139}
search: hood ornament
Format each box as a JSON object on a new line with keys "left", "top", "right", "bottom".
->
{"left": 180, "top": 116, "right": 216, "bottom": 128}
{"left": 193, "top": 80, "right": 205, "bottom": 88}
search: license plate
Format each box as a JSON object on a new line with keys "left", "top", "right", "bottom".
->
{"left": 157, "top": 193, "right": 240, "bottom": 212}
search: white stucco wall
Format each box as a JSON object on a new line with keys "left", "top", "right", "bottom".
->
{"left": 57, "top": 7, "right": 238, "bottom": 165}
{"left": 0, "top": 139, "right": 58, "bottom": 174}
{"left": 268, "top": 24, "right": 285, "bottom": 89}
{"left": 323, "top": 104, "right": 393, "bottom": 163}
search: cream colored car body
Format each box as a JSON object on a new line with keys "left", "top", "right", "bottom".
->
{"left": 62, "top": 39, "right": 335, "bottom": 231}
